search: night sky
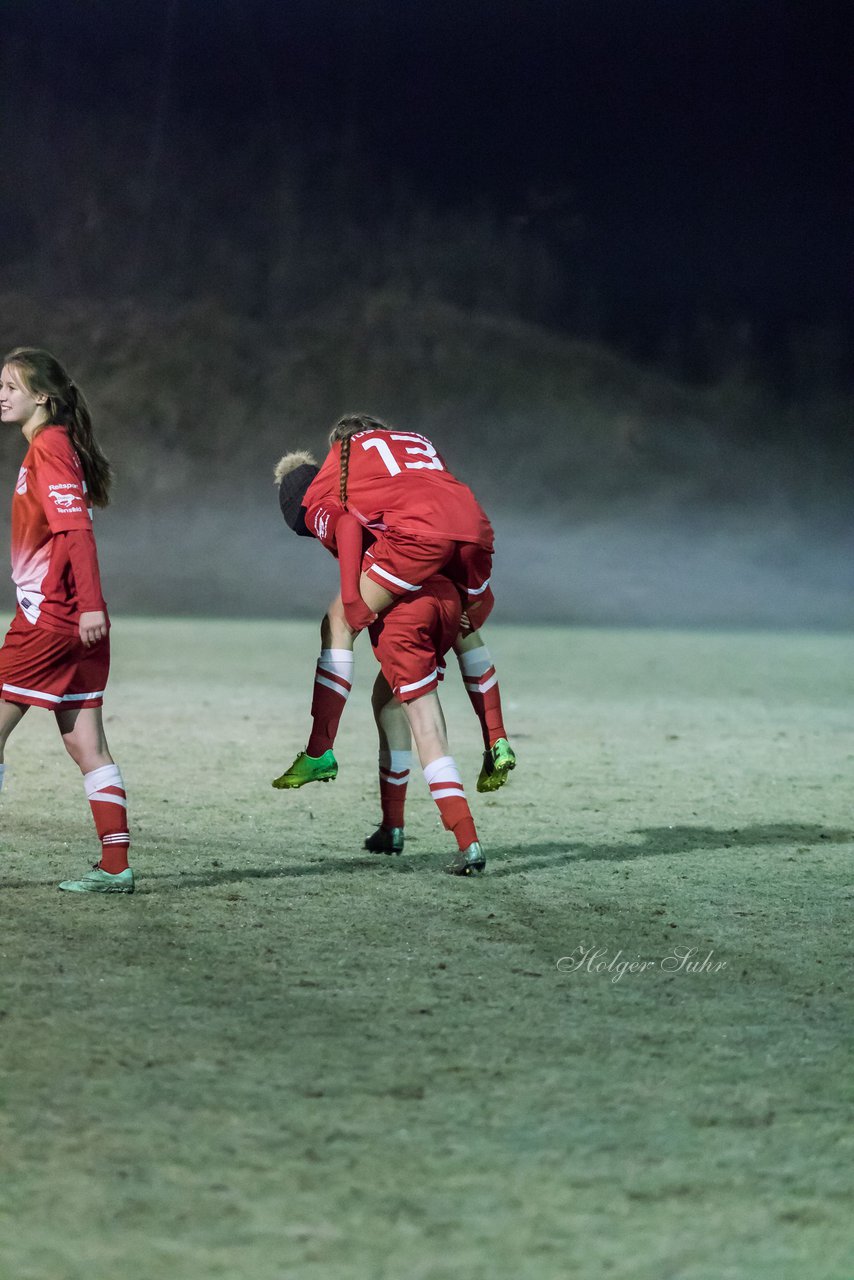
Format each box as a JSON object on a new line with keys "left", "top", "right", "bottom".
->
{"left": 3, "top": 0, "right": 852, "bottom": 367}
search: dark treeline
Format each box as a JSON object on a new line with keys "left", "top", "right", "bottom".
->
{"left": 2, "top": 90, "right": 850, "bottom": 403}
{"left": 4, "top": 105, "right": 569, "bottom": 334}
{"left": 1, "top": 92, "right": 852, "bottom": 561}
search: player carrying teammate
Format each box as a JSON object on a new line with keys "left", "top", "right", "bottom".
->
{"left": 364, "top": 571, "right": 486, "bottom": 875}
{"left": 272, "top": 415, "right": 516, "bottom": 794}
{"left": 0, "top": 348, "right": 133, "bottom": 894}
{"left": 276, "top": 458, "right": 487, "bottom": 873}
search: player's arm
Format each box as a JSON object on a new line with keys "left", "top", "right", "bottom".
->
{"left": 60, "top": 528, "right": 108, "bottom": 646}
{"left": 334, "top": 513, "right": 378, "bottom": 632}
{"left": 32, "top": 440, "right": 108, "bottom": 647}
{"left": 303, "top": 496, "right": 346, "bottom": 552}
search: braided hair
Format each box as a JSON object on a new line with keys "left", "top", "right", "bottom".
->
{"left": 329, "top": 413, "right": 390, "bottom": 509}
{"left": 338, "top": 434, "right": 351, "bottom": 506}
{"left": 3, "top": 347, "right": 113, "bottom": 507}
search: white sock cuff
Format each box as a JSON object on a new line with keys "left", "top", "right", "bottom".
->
{"left": 319, "top": 648, "right": 354, "bottom": 677}
{"left": 321, "top": 648, "right": 354, "bottom": 663}
{"left": 84, "top": 763, "right": 124, "bottom": 799}
{"left": 423, "top": 755, "right": 460, "bottom": 787}
{"left": 457, "top": 645, "right": 492, "bottom": 677}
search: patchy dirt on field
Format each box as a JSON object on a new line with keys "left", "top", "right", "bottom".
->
{"left": 1, "top": 620, "right": 852, "bottom": 1280}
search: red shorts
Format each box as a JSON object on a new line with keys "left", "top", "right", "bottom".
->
{"left": 368, "top": 575, "right": 462, "bottom": 702}
{"left": 0, "top": 611, "right": 110, "bottom": 711}
{"left": 363, "top": 532, "right": 494, "bottom": 628}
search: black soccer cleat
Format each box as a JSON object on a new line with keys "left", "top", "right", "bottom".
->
{"left": 444, "top": 841, "right": 486, "bottom": 876}
{"left": 364, "top": 826, "right": 405, "bottom": 855}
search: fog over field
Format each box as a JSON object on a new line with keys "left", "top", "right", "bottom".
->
{"left": 0, "top": 339, "right": 851, "bottom": 630}
{"left": 2, "top": 484, "right": 846, "bottom": 630}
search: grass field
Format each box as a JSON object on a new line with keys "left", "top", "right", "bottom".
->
{"left": 1, "top": 619, "right": 852, "bottom": 1280}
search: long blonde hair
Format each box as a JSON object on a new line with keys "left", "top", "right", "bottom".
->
{"left": 4, "top": 347, "right": 113, "bottom": 507}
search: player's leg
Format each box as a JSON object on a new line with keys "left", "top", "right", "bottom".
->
{"left": 359, "top": 531, "right": 456, "bottom": 616}
{"left": 453, "top": 628, "right": 516, "bottom": 792}
{"left": 0, "top": 699, "right": 28, "bottom": 793}
{"left": 305, "top": 603, "right": 354, "bottom": 760}
{"left": 364, "top": 672, "right": 410, "bottom": 855}
{"left": 403, "top": 690, "right": 485, "bottom": 876}
{"left": 454, "top": 626, "right": 509, "bottom": 747}
{"left": 273, "top": 535, "right": 450, "bottom": 791}
{"left": 273, "top": 599, "right": 356, "bottom": 788}
{"left": 54, "top": 703, "right": 134, "bottom": 894}
{"left": 0, "top": 611, "right": 35, "bottom": 792}
{"left": 445, "top": 540, "right": 516, "bottom": 792}
{"left": 358, "top": 574, "right": 396, "bottom": 616}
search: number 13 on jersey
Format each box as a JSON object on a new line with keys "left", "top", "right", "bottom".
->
{"left": 361, "top": 433, "right": 444, "bottom": 475}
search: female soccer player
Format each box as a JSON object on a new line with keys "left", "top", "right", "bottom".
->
{"left": 272, "top": 418, "right": 515, "bottom": 793}
{"left": 0, "top": 348, "right": 133, "bottom": 893}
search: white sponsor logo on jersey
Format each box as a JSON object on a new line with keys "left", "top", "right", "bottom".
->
{"left": 50, "top": 490, "right": 82, "bottom": 509}
{"left": 15, "top": 467, "right": 27, "bottom": 494}
{"left": 313, "top": 507, "right": 331, "bottom": 542}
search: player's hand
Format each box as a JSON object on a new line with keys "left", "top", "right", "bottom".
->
{"left": 79, "top": 610, "right": 108, "bottom": 647}
{"left": 458, "top": 610, "right": 474, "bottom": 636}
{"left": 342, "top": 597, "right": 378, "bottom": 633}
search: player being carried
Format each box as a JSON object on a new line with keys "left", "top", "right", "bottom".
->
{"left": 271, "top": 414, "right": 516, "bottom": 807}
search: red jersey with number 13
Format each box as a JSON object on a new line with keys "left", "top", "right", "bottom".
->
{"left": 303, "top": 430, "right": 494, "bottom": 550}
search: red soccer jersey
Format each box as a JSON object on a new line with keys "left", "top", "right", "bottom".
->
{"left": 303, "top": 429, "right": 494, "bottom": 550}
{"left": 10, "top": 426, "right": 105, "bottom": 634}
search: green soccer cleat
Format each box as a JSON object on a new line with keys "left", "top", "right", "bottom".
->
{"left": 445, "top": 841, "right": 486, "bottom": 876}
{"left": 272, "top": 749, "right": 338, "bottom": 789}
{"left": 364, "top": 826, "right": 405, "bottom": 856}
{"left": 476, "top": 738, "right": 516, "bottom": 793}
{"left": 58, "top": 866, "right": 135, "bottom": 894}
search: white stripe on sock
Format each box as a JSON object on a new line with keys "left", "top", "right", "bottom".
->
{"left": 318, "top": 649, "right": 354, "bottom": 680}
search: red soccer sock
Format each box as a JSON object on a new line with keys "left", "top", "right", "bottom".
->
{"left": 457, "top": 645, "right": 507, "bottom": 748}
{"left": 306, "top": 648, "right": 353, "bottom": 756}
{"left": 423, "top": 755, "right": 478, "bottom": 851}
{"left": 379, "top": 749, "right": 410, "bottom": 828}
{"left": 84, "top": 763, "right": 130, "bottom": 874}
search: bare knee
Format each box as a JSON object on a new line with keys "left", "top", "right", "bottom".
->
{"left": 453, "top": 627, "right": 484, "bottom": 655}
{"left": 55, "top": 707, "right": 113, "bottom": 774}
{"left": 322, "top": 597, "right": 357, "bottom": 650}
{"left": 62, "top": 735, "right": 112, "bottom": 774}
{"left": 371, "top": 673, "right": 396, "bottom": 723}
{"left": 0, "top": 700, "right": 28, "bottom": 756}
